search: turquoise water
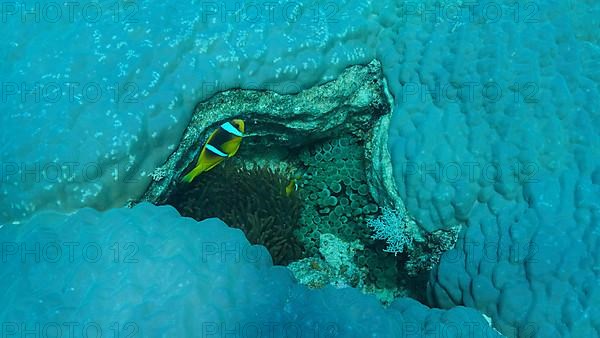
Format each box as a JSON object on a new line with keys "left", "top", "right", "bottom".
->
{"left": 1, "top": 1, "right": 599, "bottom": 337}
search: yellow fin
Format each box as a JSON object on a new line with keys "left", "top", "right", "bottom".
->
{"left": 285, "top": 179, "right": 298, "bottom": 196}
{"left": 182, "top": 166, "right": 203, "bottom": 183}
{"left": 204, "top": 157, "right": 225, "bottom": 173}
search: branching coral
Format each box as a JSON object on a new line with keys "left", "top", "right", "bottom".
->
{"left": 367, "top": 206, "right": 414, "bottom": 254}
{"left": 166, "top": 162, "right": 304, "bottom": 265}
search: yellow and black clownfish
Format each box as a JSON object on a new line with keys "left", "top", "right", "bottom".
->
{"left": 181, "top": 119, "right": 245, "bottom": 183}
{"left": 285, "top": 178, "right": 298, "bottom": 197}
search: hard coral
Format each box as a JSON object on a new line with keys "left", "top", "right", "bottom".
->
{"left": 296, "top": 134, "right": 413, "bottom": 300}
{"left": 297, "top": 134, "right": 379, "bottom": 253}
{"left": 166, "top": 163, "right": 304, "bottom": 265}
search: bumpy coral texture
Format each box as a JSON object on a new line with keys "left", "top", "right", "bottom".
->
{"left": 382, "top": 2, "right": 600, "bottom": 337}
{"left": 298, "top": 135, "right": 378, "bottom": 250}
{"left": 297, "top": 136, "right": 407, "bottom": 292}
{"left": 0, "top": 203, "right": 501, "bottom": 337}
{"left": 3, "top": 0, "right": 600, "bottom": 336}
{"left": 0, "top": 0, "right": 379, "bottom": 222}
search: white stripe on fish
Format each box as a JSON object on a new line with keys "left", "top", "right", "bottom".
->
{"left": 205, "top": 144, "right": 228, "bottom": 157}
{"left": 221, "top": 121, "right": 244, "bottom": 137}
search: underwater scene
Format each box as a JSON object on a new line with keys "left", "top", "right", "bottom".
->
{"left": 1, "top": 0, "right": 599, "bottom": 337}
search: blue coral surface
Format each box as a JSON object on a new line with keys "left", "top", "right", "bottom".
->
{"left": 2, "top": 0, "right": 600, "bottom": 337}
{"left": 0, "top": 203, "right": 500, "bottom": 337}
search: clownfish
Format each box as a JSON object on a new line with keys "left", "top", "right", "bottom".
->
{"left": 181, "top": 119, "right": 245, "bottom": 183}
{"left": 285, "top": 179, "right": 297, "bottom": 196}
{"left": 285, "top": 177, "right": 300, "bottom": 197}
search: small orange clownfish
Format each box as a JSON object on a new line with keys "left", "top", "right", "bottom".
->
{"left": 181, "top": 119, "right": 245, "bottom": 183}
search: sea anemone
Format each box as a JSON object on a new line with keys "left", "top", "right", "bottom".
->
{"left": 166, "top": 163, "right": 305, "bottom": 265}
